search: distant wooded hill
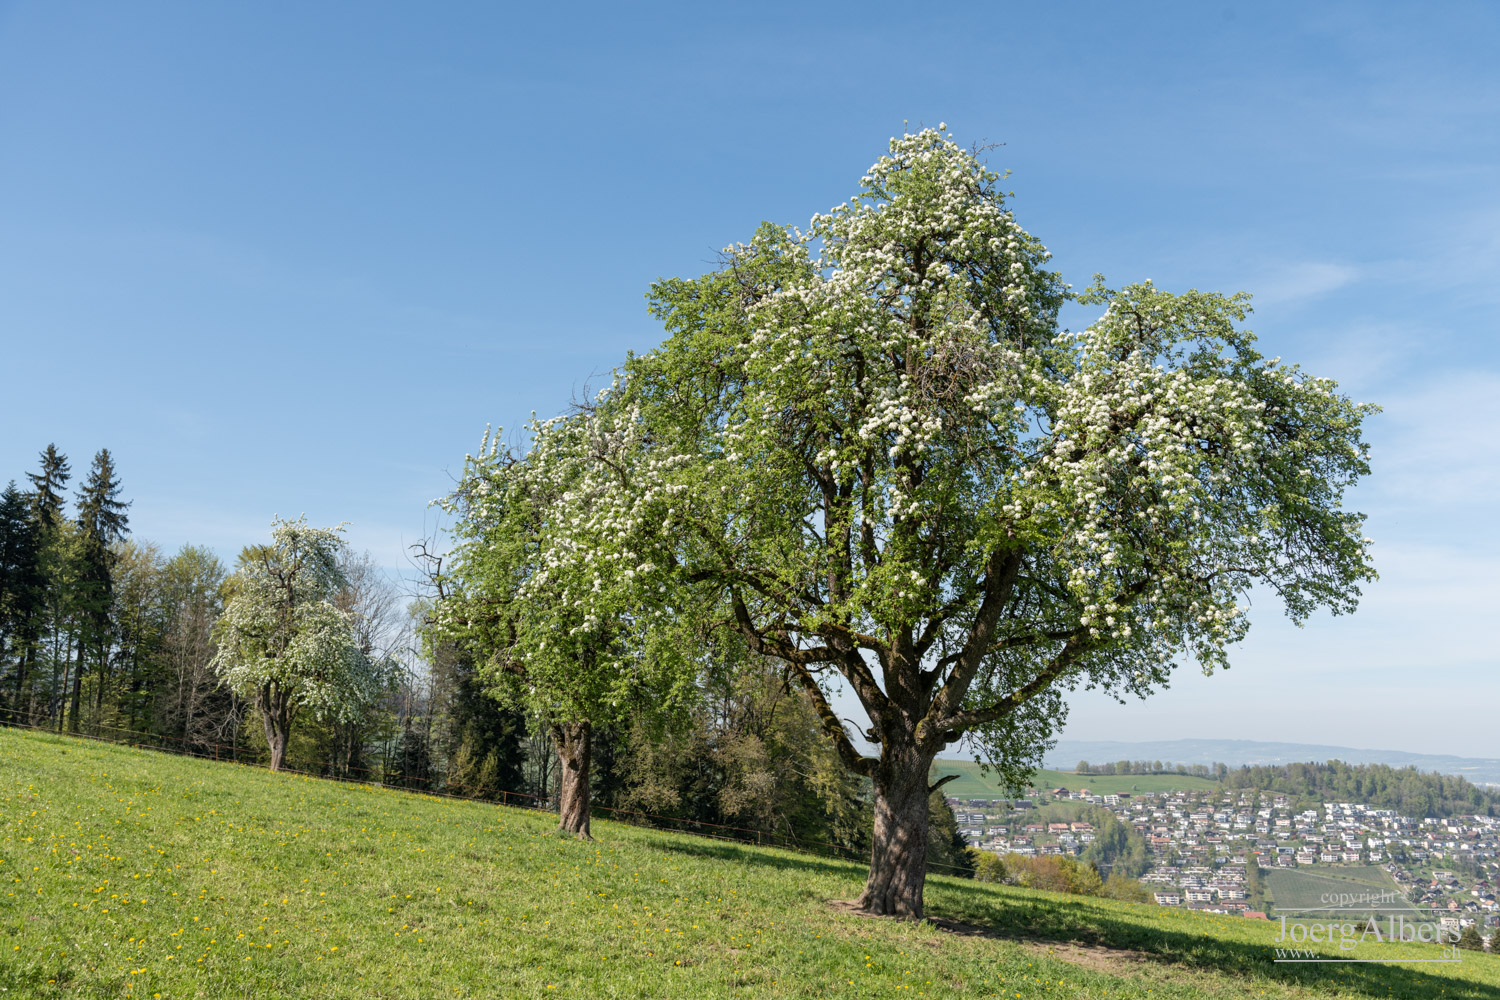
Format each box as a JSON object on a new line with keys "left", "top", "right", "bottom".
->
{"left": 936, "top": 757, "right": 1500, "bottom": 818}
{"left": 1043, "top": 738, "right": 1500, "bottom": 786}
{"left": 1219, "top": 760, "right": 1500, "bottom": 818}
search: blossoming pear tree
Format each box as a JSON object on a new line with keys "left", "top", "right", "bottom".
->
{"left": 210, "top": 517, "right": 386, "bottom": 772}
{"left": 603, "top": 128, "right": 1377, "bottom": 917}
{"left": 434, "top": 410, "right": 696, "bottom": 839}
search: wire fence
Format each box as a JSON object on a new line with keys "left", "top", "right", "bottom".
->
{"left": 2, "top": 708, "right": 978, "bottom": 878}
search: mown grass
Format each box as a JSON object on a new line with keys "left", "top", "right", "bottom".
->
{"left": 5, "top": 728, "right": 1499, "bottom": 999}
{"left": 1262, "top": 865, "right": 1422, "bottom": 921}
{"left": 930, "top": 761, "right": 1221, "bottom": 798}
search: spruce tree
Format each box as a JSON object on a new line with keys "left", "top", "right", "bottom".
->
{"left": 26, "top": 447, "right": 75, "bottom": 728}
{"left": 429, "top": 641, "right": 527, "bottom": 799}
{"left": 474, "top": 749, "right": 501, "bottom": 800}
{"left": 76, "top": 449, "right": 130, "bottom": 545}
{"left": 0, "top": 482, "right": 45, "bottom": 720}
{"left": 26, "top": 445, "right": 71, "bottom": 527}
{"left": 72, "top": 449, "right": 131, "bottom": 729}
{"left": 0, "top": 483, "right": 26, "bottom": 651}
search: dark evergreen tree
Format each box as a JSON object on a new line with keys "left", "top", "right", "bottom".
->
{"left": 76, "top": 449, "right": 130, "bottom": 545}
{"left": 72, "top": 449, "right": 130, "bottom": 730}
{"left": 926, "top": 791, "right": 976, "bottom": 877}
{"left": 25, "top": 448, "right": 76, "bottom": 728}
{"left": 0, "top": 483, "right": 30, "bottom": 646}
{"left": 0, "top": 482, "right": 46, "bottom": 720}
{"left": 26, "top": 445, "right": 70, "bottom": 527}
{"left": 390, "top": 715, "right": 435, "bottom": 790}
{"left": 588, "top": 722, "right": 630, "bottom": 812}
{"left": 432, "top": 642, "right": 526, "bottom": 797}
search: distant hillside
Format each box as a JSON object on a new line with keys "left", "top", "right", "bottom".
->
{"left": 934, "top": 757, "right": 1500, "bottom": 817}
{"left": 931, "top": 760, "right": 1220, "bottom": 798}
{"left": 1220, "top": 761, "right": 1499, "bottom": 817}
{"left": 1044, "top": 738, "right": 1500, "bottom": 786}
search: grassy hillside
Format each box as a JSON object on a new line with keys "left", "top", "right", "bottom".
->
{"left": 5, "top": 729, "right": 1499, "bottom": 999}
{"left": 1263, "top": 866, "right": 1422, "bottom": 921}
{"left": 932, "top": 759, "right": 1222, "bottom": 798}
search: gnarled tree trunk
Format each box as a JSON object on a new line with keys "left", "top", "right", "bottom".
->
{"left": 856, "top": 741, "right": 936, "bottom": 918}
{"left": 257, "top": 681, "right": 293, "bottom": 772}
{"left": 552, "top": 720, "right": 593, "bottom": 840}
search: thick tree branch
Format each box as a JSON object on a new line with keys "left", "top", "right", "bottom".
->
{"left": 934, "top": 575, "right": 1154, "bottom": 734}
{"left": 923, "top": 549, "right": 1024, "bottom": 733}
{"left": 936, "top": 633, "right": 1094, "bottom": 733}
{"left": 780, "top": 655, "right": 877, "bottom": 777}
{"left": 728, "top": 589, "right": 839, "bottom": 667}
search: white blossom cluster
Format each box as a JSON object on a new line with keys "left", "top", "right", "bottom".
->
{"left": 434, "top": 400, "right": 698, "bottom": 724}
{"left": 210, "top": 518, "right": 383, "bottom": 723}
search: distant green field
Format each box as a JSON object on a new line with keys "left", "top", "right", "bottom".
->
{"left": 1263, "top": 866, "right": 1421, "bottom": 921}
{"left": 932, "top": 759, "right": 1222, "bottom": 798}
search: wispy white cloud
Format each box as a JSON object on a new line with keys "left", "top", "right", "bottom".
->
{"left": 1246, "top": 260, "right": 1362, "bottom": 308}
{"left": 1264, "top": 320, "right": 1410, "bottom": 396}
{"left": 1246, "top": 539, "right": 1497, "bottom": 667}
{"left": 1368, "top": 369, "right": 1500, "bottom": 510}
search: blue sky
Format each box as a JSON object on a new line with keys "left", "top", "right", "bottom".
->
{"left": 2, "top": 2, "right": 1496, "bottom": 755}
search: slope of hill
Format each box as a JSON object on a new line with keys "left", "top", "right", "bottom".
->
{"left": 932, "top": 759, "right": 1221, "bottom": 797}
{"left": 1045, "top": 739, "right": 1500, "bottom": 786}
{"left": 4, "top": 728, "right": 1498, "bottom": 999}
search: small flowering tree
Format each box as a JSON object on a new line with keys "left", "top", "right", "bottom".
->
{"left": 603, "top": 128, "right": 1377, "bottom": 917}
{"left": 434, "top": 410, "right": 694, "bottom": 839}
{"left": 210, "top": 517, "right": 384, "bottom": 771}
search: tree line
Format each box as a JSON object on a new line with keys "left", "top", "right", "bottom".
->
{"left": 2, "top": 444, "right": 149, "bottom": 735}
{"left": 1221, "top": 760, "right": 1498, "bottom": 818}
{"left": 0, "top": 447, "right": 411, "bottom": 771}
{"left": 1073, "top": 755, "right": 1496, "bottom": 817}
{"left": 1075, "top": 759, "right": 1232, "bottom": 778}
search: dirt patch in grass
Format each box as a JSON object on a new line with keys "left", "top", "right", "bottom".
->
{"left": 1018, "top": 939, "right": 1152, "bottom": 975}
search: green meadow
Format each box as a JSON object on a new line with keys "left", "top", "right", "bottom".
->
{"left": 1263, "top": 865, "right": 1424, "bottom": 921}
{"left": 931, "top": 760, "right": 1222, "bottom": 799}
{"left": 5, "top": 727, "right": 1498, "bottom": 999}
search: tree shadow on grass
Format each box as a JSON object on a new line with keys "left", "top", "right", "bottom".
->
{"left": 638, "top": 837, "right": 1496, "bottom": 998}
{"left": 929, "top": 880, "right": 1499, "bottom": 1000}
{"left": 646, "top": 836, "right": 867, "bottom": 882}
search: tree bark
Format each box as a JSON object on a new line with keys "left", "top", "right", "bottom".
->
{"left": 552, "top": 720, "right": 593, "bottom": 840}
{"left": 68, "top": 653, "right": 82, "bottom": 733}
{"left": 856, "top": 740, "right": 935, "bottom": 919}
{"left": 93, "top": 639, "right": 108, "bottom": 726}
{"left": 258, "top": 682, "right": 292, "bottom": 772}
{"left": 13, "top": 644, "right": 29, "bottom": 723}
